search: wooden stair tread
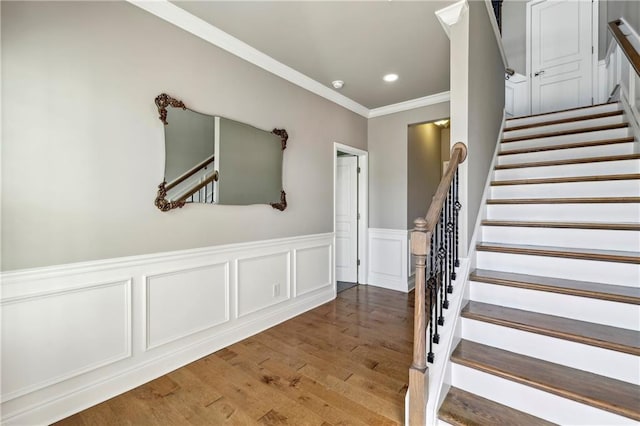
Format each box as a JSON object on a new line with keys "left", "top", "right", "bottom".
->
{"left": 486, "top": 197, "right": 640, "bottom": 204}
{"left": 498, "top": 136, "right": 634, "bottom": 156}
{"left": 491, "top": 173, "right": 640, "bottom": 186}
{"left": 451, "top": 339, "right": 640, "bottom": 421}
{"left": 504, "top": 110, "right": 624, "bottom": 132}
{"left": 481, "top": 220, "right": 640, "bottom": 231}
{"left": 502, "top": 123, "right": 629, "bottom": 143}
{"left": 438, "top": 386, "right": 556, "bottom": 426}
{"left": 476, "top": 242, "right": 640, "bottom": 264}
{"left": 494, "top": 153, "right": 640, "bottom": 169}
{"left": 462, "top": 301, "right": 640, "bottom": 355}
{"left": 470, "top": 269, "right": 640, "bottom": 305}
{"left": 506, "top": 102, "right": 619, "bottom": 122}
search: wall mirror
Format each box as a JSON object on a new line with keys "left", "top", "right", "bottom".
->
{"left": 154, "top": 94, "right": 288, "bottom": 212}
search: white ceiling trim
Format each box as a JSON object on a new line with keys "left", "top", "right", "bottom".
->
{"left": 127, "top": 0, "right": 370, "bottom": 117}
{"left": 435, "top": 0, "right": 469, "bottom": 39}
{"left": 368, "top": 91, "right": 451, "bottom": 119}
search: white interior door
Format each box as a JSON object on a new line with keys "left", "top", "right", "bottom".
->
{"left": 336, "top": 156, "right": 358, "bottom": 283}
{"left": 529, "top": 0, "right": 593, "bottom": 114}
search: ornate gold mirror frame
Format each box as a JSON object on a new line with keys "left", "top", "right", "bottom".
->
{"left": 154, "top": 93, "right": 288, "bottom": 212}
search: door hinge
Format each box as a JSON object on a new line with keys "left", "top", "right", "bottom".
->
{"left": 357, "top": 166, "right": 361, "bottom": 173}
{"left": 357, "top": 259, "right": 361, "bottom": 266}
{"left": 592, "top": 46, "right": 594, "bottom": 54}
{"left": 357, "top": 213, "right": 361, "bottom": 220}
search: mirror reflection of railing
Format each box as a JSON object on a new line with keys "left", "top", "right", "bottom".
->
{"left": 153, "top": 93, "right": 288, "bottom": 212}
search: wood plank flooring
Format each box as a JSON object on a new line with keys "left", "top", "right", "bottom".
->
{"left": 55, "top": 285, "right": 414, "bottom": 425}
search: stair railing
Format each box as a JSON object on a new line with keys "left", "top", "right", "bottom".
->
{"left": 408, "top": 142, "right": 467, "bottom": 425}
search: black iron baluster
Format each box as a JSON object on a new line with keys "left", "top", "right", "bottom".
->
{"left": 446, "top": 183, "right": 454, "bottom": 294}
{"left": 454, "top": 169, "right": 461, "bottom": 271}
{"left": 433, "top": 222, "right": 441, "bottom": 343}
{"left": 436, "top": 209, "right": 445, "bottom": 326}
{"left": 427, "top": 231, "right": 435, "bottom": 363}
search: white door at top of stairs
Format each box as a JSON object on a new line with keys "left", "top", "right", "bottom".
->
{"left": 528, "top": 0, "right": 594, "bottom": 115}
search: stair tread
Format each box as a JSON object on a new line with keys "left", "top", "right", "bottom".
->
{"left": 494, "top": 153, "right": 640, "bottom": 169}
{"left": 502, "top": 123, "right": 629, "bottom": 143}
{"left": 498, "top": 136, "right": 634, "bottom": 156}
{"left": 491, "top": 173, "right": 640, "bottom": 186}
{"left": 451, "top": 339, "right": 640, "bottom": 421}
{"left": 470, "top": 269, "right": 640, "bottom": 305}
{"left": 504, "top": 110, "right": 624, "bottom": 132}
{"left": 506, "top": 102, "right": 619, "bottom": 122}
{"left": 438, "top": 386, "right": 556, "bottom": 426}
{"left": 476, "top": 242, "right": 640, "bottom": 264}
{"left": 486, "top": 197, "right": 640, "bottom": 204}
{"left": 462, "top": 301, "right": 640, "bottom": 355}
{"left": 481, "top": 220, "right": 640, "bottom": 231}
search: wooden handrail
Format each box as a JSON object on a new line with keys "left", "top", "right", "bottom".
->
{"left": 165, "top": 155, "right": 215, "bottom": 192}
{"left": 176, "top": 171, "right": 219, "bottom": 203}
{"left": 608, "top": 19, "right": 640, "bottom": 77}
{"left": 408, "top": 141, "right": 467, "bottom": 425}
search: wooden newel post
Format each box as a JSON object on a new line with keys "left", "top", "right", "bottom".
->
{"left": 409, "top": 217, "right": 429, "bottom": 425}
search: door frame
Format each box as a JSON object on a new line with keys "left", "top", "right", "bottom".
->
{"left": 333, "top": 142, "right": 368, "bottom": 287}
{"left": 525, "top": 0, "right": 599, "bottom": 112}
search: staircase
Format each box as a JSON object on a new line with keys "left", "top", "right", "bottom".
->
{"left": 438, "top": 102, "right": 640, "bottom": 425}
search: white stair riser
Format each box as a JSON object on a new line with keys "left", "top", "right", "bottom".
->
{"left": 481, "top": 226, "right": 640, "bottom": 252}
{"left": 490, "top": 180, "right": 640, "bottom": 199}
{"left": 475, "top": 251, "right": 639, "bottom": 287}
{"left": 497, "top": 142, "right": 636, "bottom": 165}
{"left": 451, "top": 364, "right": 635, "bottom": 425}
{"left": 462, "top": 319, "right": 640, "bottom": 384}
{"left": 506, "top": 104, "right": 621, "bottom": 128}
{"left": 469, "top": 281, "right": 640, "bottom": 330}
{"left": 486, "top": 204, "right": 640, "bottom": 222}
{"left": 502, "top": 128, "right": 630, "bottom": 152}
{"left": 504, "top": 115, "right": 626, "bottom": 139}
{"left": 494, "top": 159, "right": 640, "bottom": 180}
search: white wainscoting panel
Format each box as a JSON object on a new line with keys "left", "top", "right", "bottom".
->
{"left": 145, "top": 263, "right": 229, "bottom": 350}
{"left": 237, "top": 252, "right": 290, "bottom": 318}
{"left": 0, "top": 233, "right": 334, "bottom": 425}
{"left": 295, "top": 245, "right": 332, "bottom": 297}
{"left": 1, "top": 280, "right": 132, "bottom": 402}
{"left": 367, "top": 228, "right": 410, "bottom": 292}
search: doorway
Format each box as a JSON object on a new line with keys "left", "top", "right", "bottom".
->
{"left": 333, "top": 143, "right": 368, "bottom": 293}
{"left": 527, "top": 0, "right": 596, "bottom": 114}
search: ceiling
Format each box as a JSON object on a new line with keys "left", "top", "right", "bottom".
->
{"left": 169, "top": 1, "right": 454, "bottom": 111}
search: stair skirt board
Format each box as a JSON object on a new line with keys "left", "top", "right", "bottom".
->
{"left": 451, "top": 364, "right": 636, "bottom": 425}
{"left": 461, "top": 319, "right": 640, "bottom": 385}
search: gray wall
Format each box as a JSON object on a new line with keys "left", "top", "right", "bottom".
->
{"left": 599, "top": 0, "right": 640, "bottom": 58}
{"left": 368, "top": 103, "right": 450, "bottom": 230}
{"left": 1, "top": 1, "right": 367, "bottom": 271}
{"left": 407, "top": 123, "right": 443, "bottom": 227}
{"left": 502, "top": 0, "right": 527, "bottom": 75}
{"left": 467, "top": 0, "right": 506, "bottom": 244}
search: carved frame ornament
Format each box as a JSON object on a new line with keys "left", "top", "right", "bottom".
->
{"left": 154, "top": 93, "right": 288, "bottom": 212}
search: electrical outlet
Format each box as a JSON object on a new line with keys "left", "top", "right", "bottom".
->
{"left": 273, "top": 283, "right": 280, "bottom": 297}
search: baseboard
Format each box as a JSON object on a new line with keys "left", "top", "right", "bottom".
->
{"left": 1, "top": 233, "right": 334, "bottom": 425}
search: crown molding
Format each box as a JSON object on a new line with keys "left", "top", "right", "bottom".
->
{"left": 435, "top": 0, "right": 469, "bottom": 39}
{"left": 368, "top": 91, "right": 451, "bottom": 118}
{"left": 127, "top": 0, "right": 370, "bottom": 117}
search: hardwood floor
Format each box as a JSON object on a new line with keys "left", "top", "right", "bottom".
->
{"left": 56, "top": 285, "right": 414, "bottom": 425}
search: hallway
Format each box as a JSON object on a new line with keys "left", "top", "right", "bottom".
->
{"left": 57, "top": 286, "right": 414, "bottom": 425}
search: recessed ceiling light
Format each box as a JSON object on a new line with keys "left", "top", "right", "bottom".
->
{"left": 332, "top": 80, "right": 344, "bottom": 89}
{"left": 383, "top": 73, "right": 399, "bottom": 83}
{"left": 434, "top": 119, "right": 450, "bottom": 128}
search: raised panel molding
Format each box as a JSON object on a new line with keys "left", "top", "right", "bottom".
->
{"left": 0, "top": 233, "right": 333, "bottom": 425}
{"left": 1, "top": 280, "right": 132, "bottom": 402}
{"left": 145, "top": 263, "right": 229, "bottom": 350}
{"left": 367, "top": 228, "right": 411, "bottom": 293}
